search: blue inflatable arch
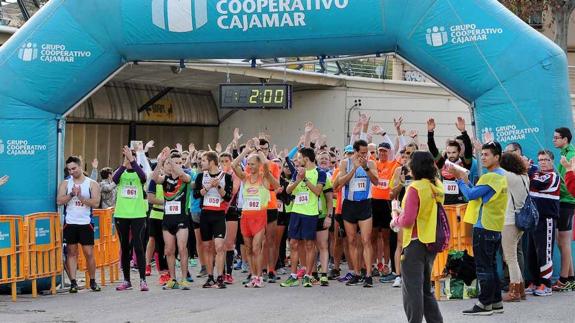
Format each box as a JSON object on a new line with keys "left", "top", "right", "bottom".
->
{"left": 0, "top": 0, "right": 572, "bottom": 215}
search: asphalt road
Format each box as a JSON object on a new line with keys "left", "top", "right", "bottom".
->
{"left": 1, "top": 267, "right": 575, "bottom": 323}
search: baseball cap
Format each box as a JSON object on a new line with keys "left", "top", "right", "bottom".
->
{"left": 344, "top": 145, "right": 354, "bottom": 153}
{"left": 378, "top": 142, "right": 391, "bottom": 150}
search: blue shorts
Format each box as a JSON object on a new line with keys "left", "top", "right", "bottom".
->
{"left": 288, "top": 213, "right": 317, "bottom": 241}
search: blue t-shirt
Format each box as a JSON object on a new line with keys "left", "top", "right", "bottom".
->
{"left": 457, "top": 168, "right": 505, "bottom": 229}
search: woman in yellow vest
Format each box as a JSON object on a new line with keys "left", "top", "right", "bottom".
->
{"left": 390, "top": 151, "right": 444, "bottom": 323}
{"left": 450, "top": 141, "right": 508, "bottom": 316}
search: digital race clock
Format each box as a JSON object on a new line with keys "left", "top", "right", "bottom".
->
{"left": 219, "top": 84, "right": 292, "bottom": 109}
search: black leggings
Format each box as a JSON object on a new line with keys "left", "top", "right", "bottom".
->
{"left": 115, "top": 217, "right": 147, "bottom": 281}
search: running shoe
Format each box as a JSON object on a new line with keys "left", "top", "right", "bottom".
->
{"left": 140, "top": 280, "right": 149, "bottom": 292}
{"left": 245, "top": 276, "right": 256, "bottom": 288}
{"left": 69, "top": 283, "right": 78, "bottom": 294}
{"left": 202, "top": 278, "right": 216, "bottom": 289}
{"left": 224, "top": 274, "right": 234, "bottom": 285}
{"left": 254, "top": 276, "right": 264, "bottom": 288}
{"left": 145, "top": 264, "right": 152, "bottom": 276}
{"left": 158, "top": 272, "right": 171, "bottom": 286}
{"left": 242, "top": 274, "right": 252, "bottom": 285}
{"left": 179, "top": 280, "right": 191, "bottom": 290}
{"left": 302, "top": 276, "right": 313, "bottom": 288}
{"left": 277, "top": 267, "right": 288, "bottom": 275}
{"left": 234, "top": 260, "right": 243, "bottom": 271}
{"left": 90, "top": 281, "right": 101, "bottom": 292}
{"left": 310, "top": 276, "right": 320, "bottom": 286}
{"left": 552, "top": 280, "right": 569, "bottom": 292}
{"left": 320, "top": 276, "right": 329, "bottom": 287}
{"left": 214, "top": 276, "right": 227, "bottom": 289}
{"left": 363, "top": 276, "right": 373, "bottom": 288}
{"left": 116, "top": 281, "right": 133, "bottom": 291}
{"left": 328, "top": 268, "right": 340, "bottom": 280}
{"left": 189, "top": 258, "right": 198, "bottom": 268}
{"left": 163, "top": 279, "right": 179, "bottom": 290}
{"left": 392, "top": 276, "right": 402, "bottom": 288}
{"left": 492, "top": 303, "right": 504, "bottom": 314}
{"left": 372, "top": 266, "right": 381, "bottom": 277}
{"left": 241, "top": 262, "right": 249, "bottom": 273}
{"left": 337, "top": 272, "right": 354, "bottom": 283}
{"left": 186, "top": 272, "right": 194, "bottom": 283}
{"left": 197, "top": 266, "right": 208, "bottom": 278}
{"left": 262, "top": 273, "right": 269, "bottom": 283}
{"left": 380, "top": 273, "right": 398, "bottom": 283}
{"left": 566, "top": 280, "right": 575, "bottom": 291}
{"left": 462, "top": 305, "right": 493, "bottom": 316}
{"left": 267, "top": 272, "right": 276, "bottom": 283}
{"left": 533, "top": 284, "right": 552, "bottom": 296}
{"left": 297, "top": 268, "right": 306, "bottom": 279}
{"left": 524, "top": 283, "right": 536, "bottom": 294}
{"left": 280, "top": 276, "right": 299, "bottom": 287}
{"left": 346, "top": 274, "right": 361, "bottom": 286}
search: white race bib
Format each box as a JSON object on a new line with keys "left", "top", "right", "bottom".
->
{"left": 295, "top": 192, "right": 310, "bottom": 205}
{"left": 122, "top": 185, "right": 138, "bottom": 199}
{"left": 444, "top": 180, "right": 459, "bottom": 195}
{"left": 378, "top": 179, "right": 389, "bottom": 189}
{"left": 165, "top": 201, "right": 182, "bottom": 215}
{"left": 243, "top": 197, "right": 262, "bottom": 211}
{"left": 350, "top": 178, "right": 368, "bottom": 192}
{"left": 204, "top": 191, "right": 222, "bottom": 207}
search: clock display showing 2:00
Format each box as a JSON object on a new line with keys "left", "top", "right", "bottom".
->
{"left": 220, "top": 84, "right": 292, "bottom": 109}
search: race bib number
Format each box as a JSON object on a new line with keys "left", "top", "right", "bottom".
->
{"left": 350, "top": 178, "right": 367, "bottom": 192}
{"left": 165, "top": 201, "right": 182, "bottom": 215}
{"left": 122, "top": 186, "right": 138, "bottom": 199}
{"left": 243, "top": 197, "right": 262, "bottom": 211}
{"left": 73, "top": 198, "right": 84, "bottom": 207}
{"left": 378, "top": 179, "right": 389, "bottom": 189}
{"left": 204, "top": 191, "right": 222, "bottom": 207}
{"left": 295, "top": 192, "right": 310, "bottom": 205}
{"left": 444, "top": 180, "right": 459, "bottom": 195}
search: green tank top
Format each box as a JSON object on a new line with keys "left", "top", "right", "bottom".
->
{"left": 319, "top": 177, "right": 333, "bottom": 219}
{"left": 114, "top": 171, "right": 147, "bottom": 219}
{"left": 291, "top": 168, "right": 320, "bottom": 217}
{"left": 149, "top": 184, "right": 164, "bottom": 220}
{"left": 242, "top": 176, "right": 270, "bottom": 212}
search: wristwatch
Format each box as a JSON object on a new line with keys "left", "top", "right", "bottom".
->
{"left": 363, "top": 166, "right": 370, "bottom": 171}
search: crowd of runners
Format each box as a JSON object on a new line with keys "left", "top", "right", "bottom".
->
{"left": 51, "top": 113, "right": 575, "bottom": 321}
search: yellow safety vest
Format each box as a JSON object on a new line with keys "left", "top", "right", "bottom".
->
{"left": 464, "top": 171, "right": 508, "bottom": 232}
{"left": 401, "top": 179, "right": 445, "bottom": 248}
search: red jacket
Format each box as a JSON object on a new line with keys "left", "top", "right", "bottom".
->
{"left": 566, "top": 171, "right": 575, "bottom": 197}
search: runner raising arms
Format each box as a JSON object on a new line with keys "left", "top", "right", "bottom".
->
{"left": 152, "top": 148, "right": 193, "bottom": 290}
{"left": 231, "top": 138, "right": 279, "bottom": 287}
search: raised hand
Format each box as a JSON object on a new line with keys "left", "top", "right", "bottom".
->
{"left": 394, "top": 117, "right": 404, "bottom": 132}
{"left": 358, "top": 113, "right": 369, "bottom": 126}
{"left": 176, "top": 143, "right": 183, "bottom": 153}
{"left": 188, "top": 143, "right": 196, "bottom": 153}
{"left": 158, "top": 146, "right": 171, "bottom": 162}
{"left": 371, "top": 125, "right": 385, "bottom": 136}
{"left": 215, "top": 143, "right": 222, "bottom": 153}
{"left": 144, "top": 140, "right": 155, "bottom": 153}
{"left": 91, "top": 158, "right": 99, "bottom": 169}
{"left": 455, "top": 117, "right": 466, "bottom": 132}
{"left": 482, "top": 130, "right": 494, "bottom": 143}
{"left": 304, "top": 121, "right": 314, "bottom": 134}
{"left": 409, "top": 129, "right": 418, "bottom": 139}
{"left": 122, "top": 146, "right": 135, "bottom": 162}
{"left": 352, "top": 123, "right": 361, "bottom": 136}
{"left": 233, "top": 128, "right": 243, "bottom": 143}
{"left": 427, "top": 118, "right": 436, "bottom": 132}
{"left": 296, "top": 167, "right": 306, "bottom": 180}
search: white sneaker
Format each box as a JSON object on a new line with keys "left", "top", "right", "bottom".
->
{"left": 392, "top": 276, "right": 402, "bottom": 288}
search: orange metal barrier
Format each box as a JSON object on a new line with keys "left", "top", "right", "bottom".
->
{"left": 0, "top": 216, "right": 25, "bottom": 301}
{"left": 432, "top": 204, "right": 473, "bottom": 300}
{"left": 24, "top": 213, "right": 62, "bottom": 298}
{"left": 77, "top": 208, "right": 119, "bottom": 287}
